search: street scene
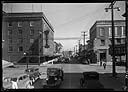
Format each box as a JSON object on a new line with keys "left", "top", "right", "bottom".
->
{"left": 2, "top": 1, "right": 128, "bottom": 91}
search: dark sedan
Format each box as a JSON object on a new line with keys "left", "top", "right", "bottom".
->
{"left": 40, "top": 67, "right": 64, "bottom": 88}
{"left": 80, "top": 71, "right": 104, "bottom": 89}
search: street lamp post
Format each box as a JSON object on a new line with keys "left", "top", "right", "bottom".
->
{"left": 39, "top": 31, "right": 44, "bottom": 66}
{"left": 105, "top": 1, "right": 120, "bottom": 77}
{"left": 39, "top": 31, "right": 41, "bottom": 66}
{"left": 122, "top": 1, "right": 128, "bottom": 91}
{"left": 24, "top": 52, "right": 28, "bottom": 69}
{"left": 78, "top": 39, "right": 81, "bottom": 54}
{"left": 76, "top": 45, "right": 77, "bottom": 54}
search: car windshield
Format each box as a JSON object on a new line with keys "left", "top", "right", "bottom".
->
{"left": 47, "top": 68, "right": 59, "bottom": 76}
{"left": 25, "top": 68, "right": 38, "bottom": 72}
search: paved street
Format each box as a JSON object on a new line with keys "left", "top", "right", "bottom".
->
{"left": 2, "top": 2, "right": 127, "bottom": 91}
{"left": 33, "top": 63, "right": 125, "bottom": 90}
{"left": 3, "top": 62, "right": 125, "bottom": 90}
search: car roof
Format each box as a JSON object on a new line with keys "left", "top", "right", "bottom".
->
{"left": 17, "top": 73, "right": 28, "bottom": 78}
{"left": 47, "top": 65, "right": 63, "bottom": 70}
{"left": 83, "top": 71, "right": 99, "bottom": 75}
{"left": 26, "top": 67, "right": 39, "bottom": 70}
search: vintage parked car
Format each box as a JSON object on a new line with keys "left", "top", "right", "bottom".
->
{"left": 3, "top": 77, "right": 12, "bottom": 89}
{"left": 3, "top": 74, "right": 30, "bottom": 89}
{"left": 80, "top": 71, "right": 104, "bottom": 89}
{"left": 43, "top": 67, "right": 64, "bottom": 88}
{"left": 24, "top": 67, "right": 39, "bottom": 74}
{"left": 24, "top": 67, "right": 40, "bottom": 78}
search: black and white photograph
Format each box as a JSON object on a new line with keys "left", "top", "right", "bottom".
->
{"left": 2, "top": 0, "right": 128, "bottom": 91}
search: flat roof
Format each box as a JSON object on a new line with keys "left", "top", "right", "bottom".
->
{"left": 3, "top": 12, "right": 54, "bottom": 32}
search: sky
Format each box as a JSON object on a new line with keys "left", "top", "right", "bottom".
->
{"left": 2, "top": 2, "right": 125, "bottom": 51}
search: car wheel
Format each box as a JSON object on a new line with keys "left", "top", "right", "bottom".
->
{"left": 80, "top": 78, "right": 84, "bottom": 87}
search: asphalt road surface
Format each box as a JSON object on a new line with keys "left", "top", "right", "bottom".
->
{"left": 32, "top": 63, "right": 125, "bottom": 90}
{"left": 33, "top": 73, "right": 82, "bottom": 89}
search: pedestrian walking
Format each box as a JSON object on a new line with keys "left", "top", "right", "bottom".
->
{"left": 100, "top": 60, "right": 102, "bottom": 66}
{"left": 103, "top": 62, "right": 106, "bottom": 70}
{"left": 11, "top": 78, "right": 18, "bottom": 89}
{"left": 31, "top": 76, "right": 35, "bottom": 84}
{"left": 25, "top": 77, "right": 34, "bottom": 89}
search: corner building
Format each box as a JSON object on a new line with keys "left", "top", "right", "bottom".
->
{"left": 2, "top": 12, "right": 54, "bottom": 64}
{"left": 89, "top": 20, "right": 125, "bottom": 63}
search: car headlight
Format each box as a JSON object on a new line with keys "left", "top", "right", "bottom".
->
{"left": 55, "top": 78, "right": 57, "bottom": 80}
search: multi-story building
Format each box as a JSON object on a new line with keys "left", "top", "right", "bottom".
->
{"left": 2, "top": 12, "right": 54, "bottom": 64}
{"left": 89, "top": 20, "right": 125, "bottom": 62}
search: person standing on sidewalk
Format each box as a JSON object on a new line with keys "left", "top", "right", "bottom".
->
{"left": 11, "top": 78, "right": 18, "bottom": 89}
{"left": 103, "top": 59, "right": 107, "bottom": 70}
{"left": 100, "top": 59, "right": 103, "bottom": 66}
{"left": 25, "top": 77, "right": 34, "bottom": 89}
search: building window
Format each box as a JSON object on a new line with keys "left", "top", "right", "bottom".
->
{"left": 116, "top": 38, "right": 121, "bottom": 44}
{"left": 101, "top": 39, "right": 105, "bottom": 46}
{"left": 18, "top": 46, "right": 23, "bottom": 52}
{"left": 18, "top": 38, "right": 23, "bottom": 44}
{"left": 99, "top": 27, "right": 105, "bottom": 36}
{"left": 30, "top": 21, "right": 34, "bottom": 27}
{"left": 18, "top": 29, "right": 22, "bottom": 34}
{"left": 18, "top": 22, "right": 22, "bottom": 27}
{"left": 122, "top": 26, "right": 125, "bottom": 36}
{"left": 109, "top": 27, "right": 112, "bottom": 37}
{"left": 117, "top": 26, "right": 122, "bottom": 37}
{"left": 8, "top": 46, "right": 13, "bottom": 52}
{"left": 8, "top": 22, "right": 12, "bottom": 27}
{"left": 30, "top": 39, "right": 34, "bottom": 43}
{"left": 122, "top": 38, "right": 125, "bottom": 43}
{"left": 30, "top": 29, "right": 34, "bottom": 35}
{"left": 8, "top": 29, "right": 12, "bottom": 35}
{"left": 115, "top": 27, "right": 118, "bottom": 36}
{"left": 8, "top": 38, "right": 12, "bottom": 44}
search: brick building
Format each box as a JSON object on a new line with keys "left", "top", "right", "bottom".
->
{"left": 89, "top": 20, "right": 125, "bottom": 63}
{"left": 2, "top": 12, "right": 54, "bottom": 64}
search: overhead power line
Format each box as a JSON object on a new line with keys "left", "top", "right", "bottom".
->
{"left": 54, "top": 37, "right": 89, "bottom": 40}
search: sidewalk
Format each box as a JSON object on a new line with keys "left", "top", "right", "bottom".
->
{"left": 99, "top": 73, "right": 125, "bottom": 91}
{"left": 90, "top": 62, "right": 112, "bottom": 66}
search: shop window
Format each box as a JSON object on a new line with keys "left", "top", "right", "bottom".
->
{"left": 8, "top": 46, "right": 13, "bottom": 52}
{"left": 101, "top": 39, "right": 105, "bottom": 46}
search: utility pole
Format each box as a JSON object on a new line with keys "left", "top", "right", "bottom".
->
{"left": 74, "top": 47, "right": 75, "bottom": 55}
{"left": 105, "top": 1, "right": 120, "bottom": 77}
{"left": 76, "top": 45, "right": 77, "bottom": 54}
{"left": 125, "top": 1, "right": 128, "bottom": 90}
{"left": 83, "top": 32, "right": 86, "bottom": 51}
{"left": 122, "top": 1, "right": 128, "bottom": 91}
{"left": 81, "top": 31, "right": 87, "bottom": 55}
{"left": 78, "top": 40, "right": 81, "bottom": 54}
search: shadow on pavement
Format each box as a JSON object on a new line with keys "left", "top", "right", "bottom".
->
{"left": 33, "top": 73, "right": 116, "bottom": 90}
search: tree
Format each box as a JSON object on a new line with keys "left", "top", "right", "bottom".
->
{"left": 54, "top": 41, "right": 63, "bottom": 53}
{"left": 86, "top": 50, "right": 97, "bottom": 63}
